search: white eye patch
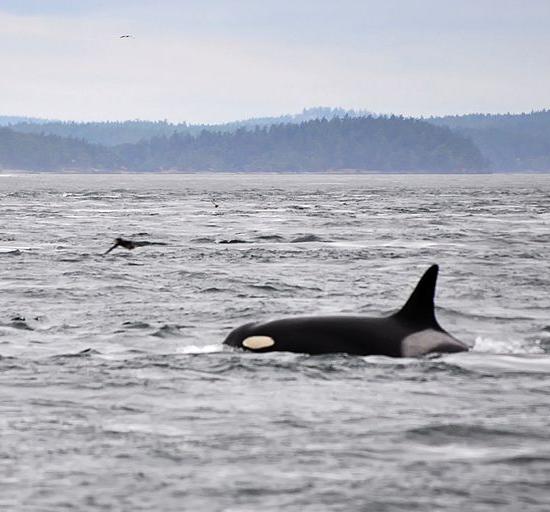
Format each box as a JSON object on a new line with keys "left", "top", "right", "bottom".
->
{"left": 242, "top": 335, "right": 275, "bottom": 350}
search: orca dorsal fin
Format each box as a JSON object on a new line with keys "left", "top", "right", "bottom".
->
{"left": 395, "top": 264, "right": 440, "bottom": 327}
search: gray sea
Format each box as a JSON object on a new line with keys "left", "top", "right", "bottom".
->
{"left": 1, "top": 173, "right": 549, "bottom": 511}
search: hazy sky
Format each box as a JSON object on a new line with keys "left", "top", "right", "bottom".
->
{"left": 1, "top": 0, "right": 549, "bottom": 123}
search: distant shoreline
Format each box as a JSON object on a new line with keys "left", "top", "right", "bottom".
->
{"left": 3, "top": 169, "right": 550, "bottom": 175}
{"left": 3, "top": 110, "right": 550, "bottom": 172}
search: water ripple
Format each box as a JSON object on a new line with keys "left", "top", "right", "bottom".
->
{"left": 1, "top": 173, "right": 550, "bottom": 511}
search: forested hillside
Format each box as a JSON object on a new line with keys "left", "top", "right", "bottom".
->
{"left": 5, "top": 108, "right": 550, "bottom": 171}
{"left": 0, "top": 116, "right": 485, "bottom": 172}
{"left": 0, "top": 128, "right": 115, "bottom": 171}
{"left": 430, "top": 110, "right": 550, "bottom": 170}
{"left": 4, "top": 108, "right": 371, "bottom": 146}
{"left": 118, "top": 116, "right": 485, "bottom": 172}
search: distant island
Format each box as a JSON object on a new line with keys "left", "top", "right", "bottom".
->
{"left": 1, "top": 107, "right": 549, "bottom": 172}
{"left": 0, "top": 108, "right": 374, "bottom": 146}
{"left": 428, "top": 110, "right": 550, "bottom": 171}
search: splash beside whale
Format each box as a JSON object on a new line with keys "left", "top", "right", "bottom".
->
{"left": 223, "top": 265, "right": 469, "bottom": 357}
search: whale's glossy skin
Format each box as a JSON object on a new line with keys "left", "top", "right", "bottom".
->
{"left": 224, "top": 265, "right": 468, "bottom": 357}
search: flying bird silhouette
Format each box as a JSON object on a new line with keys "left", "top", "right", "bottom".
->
{"left": 119, "top": 35, "right": 134, "bottom": 39}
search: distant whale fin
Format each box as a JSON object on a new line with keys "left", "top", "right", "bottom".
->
{"left": 395, "top": 264, "right": 440, "bottom": 327}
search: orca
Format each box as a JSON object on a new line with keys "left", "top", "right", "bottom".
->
{"left": 103, "top": 237, "right": 167, "bottom": 255}
{"left": 223, "top": 265, "right": 468, "bottom": 357}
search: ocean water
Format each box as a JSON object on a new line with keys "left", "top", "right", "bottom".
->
{"left": 1, "top": 173, "right": 549, "bottom": 511}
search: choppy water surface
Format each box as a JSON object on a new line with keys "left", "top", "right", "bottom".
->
{"left": 1, "top": 173, "right": 549, "bottom": 511}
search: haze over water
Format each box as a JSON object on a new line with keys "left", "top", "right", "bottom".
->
{"left": 1, "top": 173, "right": 549, "bottom": 511}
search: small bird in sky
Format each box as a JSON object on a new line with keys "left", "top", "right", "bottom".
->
{"left": 119, "top": 35, "right": 134, "bottom": 39}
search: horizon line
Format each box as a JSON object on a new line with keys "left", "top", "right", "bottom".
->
{"left": 1, "top": 106, "right": 549, "bottom": 126}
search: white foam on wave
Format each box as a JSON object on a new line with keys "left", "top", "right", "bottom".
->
{"left": 362, "top": 355, "right": 420, "bottom": 365}
{"left": 103, "top": 422, "right": 185, "bottom": 437}
{"left": 444, "top": 351, "right": 550, "bottom": 374}
{"left": 412, "top": 442, "right": 540, "bottom": 463}
{"left": 176, "top": 343, "right": 225, "bottom": 354}
{"left": 472, "top": 336, "right": 544, "bottom": 354}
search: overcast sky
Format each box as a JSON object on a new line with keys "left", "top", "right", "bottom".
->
{"left": 1, "top": 0, "right": 549, "bottom": 123}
